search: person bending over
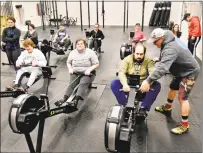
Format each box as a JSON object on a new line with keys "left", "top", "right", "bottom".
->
{"left": 89, "top": 23, "right": 105, "bottom": 51}
{"left": 110, "top": 43, "right": 161, "bottom": 122}
{"left": 53, "top": 24, "right": 71, "bottom": 50}
{"left": 8, "top": 39, "right": 47, "bottom": 91}
{"left": 140, "top": 28, "right": 200, "bottom": 135}
{"left": 55, "top": 39, "right": 99, "bottom": 106}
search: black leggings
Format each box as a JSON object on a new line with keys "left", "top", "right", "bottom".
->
{"left": 188, "top": 36, "right": 201, "bottom": 56}
{"left": 5, "top": 47, "right": 21, "bottom": 71}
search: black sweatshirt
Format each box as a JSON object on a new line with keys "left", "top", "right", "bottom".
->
{"left": 90, "top": 30, "right": 105, "bottom": 40}
{"left": 2, "top": 26, "right": 21, "bottom": 49}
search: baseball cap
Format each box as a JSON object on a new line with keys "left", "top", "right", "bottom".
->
{"left": 147, "top": 28, "right": 165, "bottom": 43}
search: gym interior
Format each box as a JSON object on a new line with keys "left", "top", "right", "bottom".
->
{"left": 0, "top": 1, "right": 202, "bottom": 153}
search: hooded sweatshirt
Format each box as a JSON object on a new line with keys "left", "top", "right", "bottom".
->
{"left": 188, "top": 16, "right": 202, "bottom": 37}
{"left": 16, "top": 48, "right": 47, "bottom": 67}
{"left": 146, "top": 30, "right": 200, "bottom": 84}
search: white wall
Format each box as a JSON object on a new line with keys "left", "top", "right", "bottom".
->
{"left": 169, "top": 2, "right": 183, "bottom": 25}
{"left": 196, "top": 15, "right": 202, "bottom": 61}
{"left": 12, "top": 2, "right": 42, "bottom": 31}
{"left": 11, "top": 1, "right": 183, "bottom": 28}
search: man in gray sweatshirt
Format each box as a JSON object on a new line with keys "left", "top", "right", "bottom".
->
{"left": 140, "top": 28, "right": 200, "bottom": 135}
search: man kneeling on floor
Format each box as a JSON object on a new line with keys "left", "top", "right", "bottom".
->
{"left": 140, "top": 28, "right": 200, "bottom": 135}
{"left": 111, "top": 43, "right": 161, "bottom": 123}
{"left": 7, "top": 39, "right": 47, "bottom": 91}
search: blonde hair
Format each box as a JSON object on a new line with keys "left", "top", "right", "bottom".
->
{"left": 23, "top": 39, "right": 35, "bottom": 48}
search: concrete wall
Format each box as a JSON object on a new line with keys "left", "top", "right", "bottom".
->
{"left": 11, "top": 1, "right": 183, "bottom": 28}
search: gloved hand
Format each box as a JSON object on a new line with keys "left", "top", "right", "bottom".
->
{"left": 98, "top": 38, "right": 101, "bottom": 40}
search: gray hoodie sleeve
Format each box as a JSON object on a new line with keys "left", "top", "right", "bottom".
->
{"left": 146, "top": 47, "right": 178, "bottom": 84}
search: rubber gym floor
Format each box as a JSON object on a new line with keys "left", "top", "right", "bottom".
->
{"left": 1, "top": 26, "right": 202, "bottom": 152}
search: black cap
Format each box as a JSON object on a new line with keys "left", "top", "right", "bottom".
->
{"left": 183, "top": 13, "right": 190, "bottom": 21}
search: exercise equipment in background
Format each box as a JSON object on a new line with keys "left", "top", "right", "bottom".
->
{"left": 149, "top": 1, "right": 172, "bottom": 28}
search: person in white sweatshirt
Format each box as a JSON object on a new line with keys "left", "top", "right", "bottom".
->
{"left": 8, "top": 39, "right": 47, "bottom": 91}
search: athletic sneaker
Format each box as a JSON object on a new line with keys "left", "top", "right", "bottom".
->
{"left": 171, "top": 124, "right": 189, "bottom": 135}
{"left": 54, "top": 99, "right": 64, "bottom": 107}
{"left": 54, "top": 95, "right": 69, "bottom": 107}
{"left": 155, "top": 104, "right": 172, "bottom": 116}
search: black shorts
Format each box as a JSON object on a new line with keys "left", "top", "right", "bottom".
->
{"left": 170, "top": 75, "right": 198, "bottom": 100}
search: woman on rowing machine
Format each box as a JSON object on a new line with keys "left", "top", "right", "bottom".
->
{"left": 55, "top": 38, "right": 99, "bottom": 106}
{"left": 7, "top": 39, "right": 47, "bottom": 91}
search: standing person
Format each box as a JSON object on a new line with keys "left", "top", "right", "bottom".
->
{"left": 184, "top": 13, "right": 201, "bottom": 57}
{"left": 23, "top": 23, "right": 38, "bottom": 46}
{"left": 2, "top": 16, "right": 21, "bottom": 71}
{"left": 140, "top": 28, "right": 200, "bottom": 135}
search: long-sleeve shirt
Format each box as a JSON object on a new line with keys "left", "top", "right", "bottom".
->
{"left": 16, "top": 48, "right": 47, "bottom": 67}
{"left": 188, "top": 16, "right": 202, "bottom": 37}
{"left": 118, "top": 54, "right": 155, "bottom": 86}
{"left": 90, "top": 30, "right": 105, "bottom": 40}
{"left": 146, "top": 30, "right": 200, "bottom": 84}
{"left": 24, "top": 30, "right": 38, "bottom": 45}
{"left": 2, "top": 26, "right": 21, "bottom": 49}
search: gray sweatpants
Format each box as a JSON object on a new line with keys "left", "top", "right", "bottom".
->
{"left": 15, "top": 67, "right": 42, "bottom": 86}
{"left": 65, "top": 73, "right": 95, "bottom": 99}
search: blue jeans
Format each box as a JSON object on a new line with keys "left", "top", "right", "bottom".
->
{"left": 110, "top": 79, "right": 161, "bottom": 111}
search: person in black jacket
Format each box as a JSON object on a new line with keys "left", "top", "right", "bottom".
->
{"left": 2, "top": 16, "right": 21, "bottom": 71}
{"left": 89, "top": 23, "right": 105, "bottom": 52}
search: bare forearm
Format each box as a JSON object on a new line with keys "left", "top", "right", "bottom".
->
{"left": 67, "top": 63, "right": 72, "bottom": 70}
{"left": 89, "top": 64, "right": 99, "bottom": 71}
